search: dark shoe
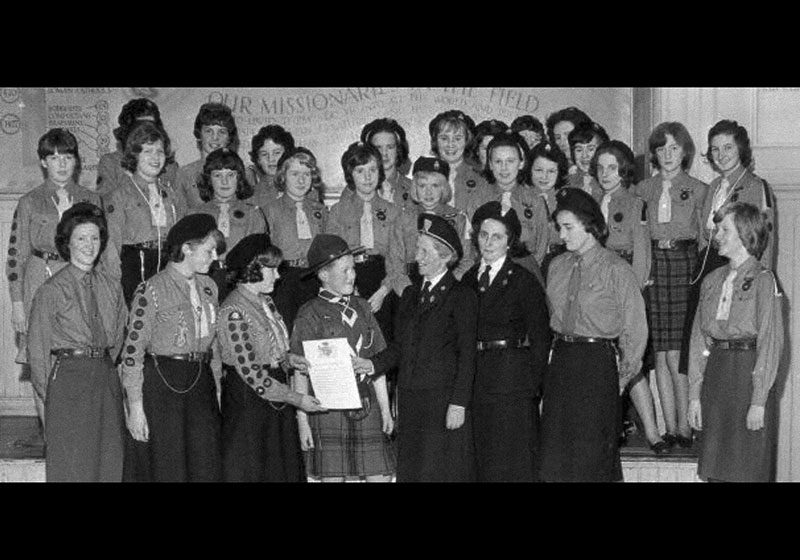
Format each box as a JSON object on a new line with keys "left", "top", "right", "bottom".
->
{"left": 676, "top": 434, "right": 694, "bottom": 448}
{"left": 662, "top": 433, "right": 678, "bottom": 447}
{"left": 649, "top": 440, "right": 670, "bottom": 455}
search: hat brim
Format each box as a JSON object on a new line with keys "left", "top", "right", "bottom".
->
{"left": 300, "top": 245, "right": 367, "bottom": 278}
{"left": 418, "top": 230, "right": 461, "bottom": 259}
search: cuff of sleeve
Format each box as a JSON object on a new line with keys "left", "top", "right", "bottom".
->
{"left": 750, "top": 381, "right": 767, "bottom": 407}
{"left": 286, "top": 391, "right": 303, "bottom": 408}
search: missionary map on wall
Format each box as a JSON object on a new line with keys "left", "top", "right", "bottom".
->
{"left": 0, "top": 87, "right": 632, "bottom": 195}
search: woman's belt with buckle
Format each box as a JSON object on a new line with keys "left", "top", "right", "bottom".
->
{"left": 50, "top": 347, "right": 110, "bottom": 359}
{"left": 476, "top": 338, "right": 530, "bottom": 351}
{"left": 652, "top": 239, "right": 697, "bottom": 251}
{"left": 284, "top": 258, "right": 308, "bottom": 268}
{"left": 553, "top": 332, "right": 616, "bottom": 346}
{"left": 354, "top": 253, "right": 385, "bottom": 264}
{"left": 709, "top": 337, "right": 757, "bottom": 350}
{"left": 32, "top": 248, "right": 62, "bottom": 261}
{"left": 152, "top": 351, "right": 211, "bottom": 362}
{"left": 125, "top": 240, "right": 164, "bottom": 250}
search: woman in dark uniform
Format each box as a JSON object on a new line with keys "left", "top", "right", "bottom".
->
{"left": 192, "top": 148, "right": 267, "bottom": 301}
{"left": 462, "top": 201, "right": 550, "bottom": 482}
{"left": 28, "top": 202, "right": 127, "bottom": 481}
{"left": 539, "top": 188, "right": 647, "bottom": 482}
{"left": 218, "top": 234, "right": 325, "bottom": 482}
{"left": 360, "top": 118, "right": 414, "bottom": 210}
{"left": 246, "top": 124, "right": 296, "bottom": 208}
{"left": 122, "top": 214, "right": 226, "bottom": 482}
{"left": 688, "top": 202, "right": 783, "bottom": 482}
{"left": 104, "top": 120, "right": 185, "bottom": 307}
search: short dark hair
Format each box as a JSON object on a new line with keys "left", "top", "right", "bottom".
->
{"left": 168, "top": 229, "right": 226, "bottom": 263}
{"left": 524, "top": 142, "right": 570, "bottom": 188}
{"left": 713, "top": 201, "right": 769, "bottom": 260}
{"left": 649, "top": 121, "right": 696, "bottom": 171}
{"left": 706, "top": 119, "right": 753, "bottom": 172}
{"left": 229, "top": 244, "right": 283, "bottom": 285}
{"left": 38, "top": 128, "right": 82, "bottom": 183}
{"left": 114, "top": 98, "right": 163, "bottom": 147}
{"left": 511, "top": 115, "right": 546, "bottom": 150}
{"left": 471, "top": 119, "right": 509, "bottom": 163}
{"left": 193, "top": 102, "right": 239, "bottom": 153}
{"left": 273, "top": 147, "right": 324, "bottom": 196}
{"left": 120, "top": 121, "right": 173, "bottom": 174}
{"left": 249, "top": 125, "right": 296, "bottom": 172}
{"left": 567, "top": 121, "right": 610, "bottom": 161}
{"left": 429, "top": 110, "right": 476, "bottom": 157}
{"left": 590, "top": 140, "right": 636, "bottom": 190}
{"left": 55, "top": 203, "right": 108, "bottom": 263}
{"left": 483, "top": 131, "right": 528, "bottom": 184}
{"left": 198, "top": 149, "right": 253, "bottom": 202}
{"left": 545, "top": 107, "right": 592, "bottom": 146}
{"left": 470, "top": 216, "right": 529, "bottom": 260}
{"left": 341, "top": 142, "right": 385, "bottom": 191}
{"left": 360, "top": 118, "right": 411, "bottom": 171}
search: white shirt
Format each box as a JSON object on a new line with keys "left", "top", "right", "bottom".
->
{"left": 423, "top": 268, "right": 448, "bottom": 292}
{"left": 478, "top": 254, "right": 507, "bottom": 287}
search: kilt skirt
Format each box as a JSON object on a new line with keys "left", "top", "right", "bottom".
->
{"left": 647, "top": 246, "right": 699, "bottom": 352}
{"left": 539, "top": 340, "right": 623, "bottom": 482}
{"left": 697, "top": 346, "right": 776, "bottom": 482}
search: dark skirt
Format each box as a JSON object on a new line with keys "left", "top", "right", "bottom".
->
{"left": 539, "top": 340, "right": 622, "bottom": 482}
{"left": 355, "top": 256, "right": 397, "bottom": 343}
{"left": 648, "top": 246, "right": 698, "bottom": 351}
{"left": 120, "top": 245, "right": 167, "bottom": 309}
{"left": 220, "top": 364, "right": 305, "bottom": 482}
{"left": 473, "top": 394, "right": 539, "bottom": 482}
{"left": 123, "top": 355, "right": 222, "bottom": 482}
{"left": 697, "top": 346, "right": 776, "bottom": 482}
{"left": 306, "top": 384, "right": 396, "bottom": 478}
{"left": 45, "top": 355, "right": 124, "bottom": 482}
{"left": 396, "top": 387, "right": 475, "bottom": 482}
{"left": 272, "top": 265, "right": 321, "bottom": 331}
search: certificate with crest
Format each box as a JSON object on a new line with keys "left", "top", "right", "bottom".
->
{"left": 302, "top": 338, "right": 361, "bottom": 409}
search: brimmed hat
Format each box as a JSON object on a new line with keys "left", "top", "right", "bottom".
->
{"left": 471, "top": 200, "right": 522, "bottom": 241}
{"left": 418, "top": 213, "right": 462, "bottom": 260}
{"left": 303, "top": 234, "right": 365, "bottom": 278}
{"left": 412, "top": 156, "right": 450, "bottom": 179}
{"left": 166, "top": 214, "right": 217, "bottom": 249}
{"left": 225, "top": 233, "right": 271, "bottom": 273}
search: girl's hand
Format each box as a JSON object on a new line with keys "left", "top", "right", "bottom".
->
{"left": 746, "top": 405, "right": 765, "bottom": 431}
{"left": 687, "top": 399, "right": 702, "bottom": 431}
{"left": 445, "top": 404, "right": 465, "bottom": 430}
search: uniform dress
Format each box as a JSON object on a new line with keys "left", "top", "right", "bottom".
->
{"left": 6, "top": 179, "right": 102, "bottom": 366}
{"left": 600, "top": 186, "right": 652, "bottom": 289}
{"left": 290, "top": 290, "right": 395, "bottom": 478}
{"left": 567, "top": 171, "right": 603, "bottom": 202}
{"left": 680, "top": 165, "right": 777, "bottom": 372}
{"left": 95, "top": 149, "right": 179, "bottom": 197}
{"left": 27, "top": 264, "right": 127, "bottom": 481}
{"left": 687, "top": 256, "right": 783, "bottom": 482}
{"left": 386, "top": 202, "right": 472, "bottom": 296}
{"left": 537, "top": 187, "right": 566, "bottom": 283}
{"left": 540, "top": 245, "right": 647, "bottom": 482}
{"left": 218, "top": 286, "right": 306, "bottom": 482}
{"left": 326, "top": 189, "right": 400, "bottom": 340}
{"left": 462, "top": 255, "right": 551, "bottom": 482}
{"left": 632, "top": 171, "right": 708, "bottom": 352}
{"left": 191, "top": 198, "right": 268, "bottom": 300}
{"left": 372, "top": 269, "right": 478, "bottom": 482}
{"left": 104, "top": 172, "right": 185, "bottom": 307}
{"left": 264, "top": 193, "right": 328, "bottom": 329}
{"left": 447, "top": 161, "right": 491, "bottom": 216}
{"left": 121, "top": 265, "right": 221, "bottom": 482}
{"left": 174, "top": 158, "right": 205, "bottom": 211}
{"left": 245, "top": 166, "right": 280, "bottom": 209}
{"left": 378, "top": 170, "right": 415, "bottom": 211}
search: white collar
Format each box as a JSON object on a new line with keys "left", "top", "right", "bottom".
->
{"left": 423, "top": 268, "right": 448, "bottom": 290}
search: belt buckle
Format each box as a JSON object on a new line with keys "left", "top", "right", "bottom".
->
{"left": 354, "top": 254, "right": 367, "bottom": 264}
{"left": 657, "top": 239, "right": 673, "bottom": 250}
{"left": 561, "top": 334, "right": 575, "bottom": 343}
{"left": 88, "top": 348, "right": 100, "bottom": 358}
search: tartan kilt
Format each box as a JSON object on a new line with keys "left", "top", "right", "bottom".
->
{"left": 306, "top": 383, "right": 396, "bottom": 478}
{"left": 647, "top": 246, "right": 698, "bottom": 351}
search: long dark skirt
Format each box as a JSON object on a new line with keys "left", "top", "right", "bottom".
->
{"left": 648, "top": 246, "right": 698, "bottom": 352}
{"left": 306, "top": 384, "right": 395, "bottom": 478}
{"left": 473, "top": 394, "right": 539, "bottom": 482}
{"left": 123, "top": 355, "right": 222, "bottom": 482}
{"left": 539, "top": 340, "right": 622, "bottom": 482}
{"left": 355, "top": 256, "right": 397, "bottom": 342}
{"left": 697, "top": 347, "right": 776, "bottom": 482}
{"left": 272, "top": 265, "right": 321, "bottom": 331}
{"left": 45, "top": 355, "right": 124, "bottom": 482}
{"left": 396, "top": 387, "right": 475, "bottom": 482}
{"left": 120, "top": 245, "right": 167, "bottom": 309}
{"left": 220, "top": 364, "right": 305, "bottom": 482}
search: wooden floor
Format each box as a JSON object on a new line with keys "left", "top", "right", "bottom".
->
{"left": 0, "top": 416, "right": 701, "bottom": 483}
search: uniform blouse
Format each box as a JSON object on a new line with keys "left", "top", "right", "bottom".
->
{"left": 191, "top": 199, "right": 268, "bottom": 256}
{"left": 687, "top": 256, "right": 783, "bottom": 406}
{"left": 632, "top": 171, "right": 708, "bottom": 243}
{"left": 567, "top": 171, "right": 603, "bottom": 201}
{"left": 601, "top": 187, "right": 652, "bottom": 289}
{"left": 449, "top": 161, "right": 490, "bottom": 215}
{"left": 95, "top": 150, "right": 179, "bottom": 197}
{"left": 263, "top": 194, "right": 328, "bottom": 263}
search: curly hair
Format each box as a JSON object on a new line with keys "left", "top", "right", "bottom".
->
{"left": 228, "top": 244, "right": 283, "bottom": 285}
{"left": 340, "top": 142, "right": 385, "bottom": 191}
{"left": 55, "top": 202, "right": 108, "bottom": 263}
{"left": 590, "top": 140, "right": 636, "bottom": 190}
{"left": 120, "top": 121, "right": 174, "bottom": 175}
{"left": 197, "top": 148, "right": 254, "bottom": 202}
{"left": 706, "top": 119, "right": 752, "bottom": 172}
{"left": 249, "top": 124, "right": 296, "bottom": 172}
{"left": 360, "top": 118, "right": 411, "bottom": 172}
{"left": 193, "top": 102, "right": 239, "bottom": 153}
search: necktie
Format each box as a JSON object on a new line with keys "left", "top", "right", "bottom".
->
{"left": 601, "top": 192, "right": 611, "bottom": 222}
{"left": 447, "top": 167, "right": 457, "bottom": 207}
{"left": 218, "top": 202, "right": 231, "bottom": 238}
{"left": 500, "top": 192, "right": 512, "bottom": 215}
{"left": 478, "top": 264, "right": 491, "bottom": 292}
{"left": 188, "top": 279, "right": 209, "bottom": 339}
{"left": 260, "top": 294, "right": 290, "bottom": 359}
{"left": 147, "top": 182, "right": 168, "bottom": 227}
{"left": 707, "top": 177, "right": 731, "bottom": 230}
{"left": 295, "top": 200, "right": 313, "bottom": 240}
{"left": 337, "top": 295, "right": 357, "bottom": 327}
{"left": 561, "top": 257, "right": 582, "bottom": 335}
{"left": 582, "top": 174, "right": 593, "bottom": 194}
{"left": 715, "top": 268, "right": 739, "bottom": 321}
{"left": 657, "top": 179, "right": 672, "bottom": 223}
{"left": 360, "top": 200, "right": 374, "bottom": 249}
{"left": 53, "top": 187, "right": 72, "bottom": 219}
{"left": 84, "top": 273, "right": 107, "bottom": 348}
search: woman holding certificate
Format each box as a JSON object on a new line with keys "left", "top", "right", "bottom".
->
{"left": 290, "top": 234, "right": 395, "bottom": 482}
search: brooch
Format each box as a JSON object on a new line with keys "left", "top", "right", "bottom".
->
{"left": 204, "top": 286, "right": 213, "bottom": 296}
{"left": 233, "top": 209, "right": 245, "bottom": 219}
{"left": 742, "top": 278, "right": 753, "bottom": 291}
{"left": 106, "top": 204, "right": 115, "bottom": 214}
{"left": 731, "top": 193, "right": 739, "bottom": 202}
{"left": 403, "top": 192, "right": 409, "bottom": 201}
{"left": 466, "top": 180, "right": 476, "bottom": 188}
{"left": 524, "top": 207, "right": 533, "bottom": 219}
{"left": 314, "top": 210, "right": 322, "bottom": 220}
{"left": 680, "top": 189, "right": 690, "bottom": 201}
{"left": 376, "top": 209, "right": 386, "bottom": 221}
{"left": 160, "top": 190, "right": 168, "bottom": 198}
{"left": 614, "top": 212, "right": 623, "bottom": 223}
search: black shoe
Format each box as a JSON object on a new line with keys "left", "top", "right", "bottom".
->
{"left": 676, "top": 434, "right": 694, "bottom": 448}
{"left": 662, "top": 433, "right": 678, "bottom": 447}
{"left": 649, "top": 440, "right": 670, "bottom": 455}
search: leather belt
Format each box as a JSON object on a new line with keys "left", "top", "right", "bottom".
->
{"left": 285, "top": 258, "right": 308, "bottom": 268}
{"left": 709, "top": 338, "right": 757, "bottom": 351}
{"left": 33, "top": 248, "right": 62, "bottom": 262}
{"left": 152, "top": 351, "right": 211, "bottom": 363}
{"left": 553, "top": 332, "right": 616, "bottom": 346}
{"left": 652, "top": 239, "right": 697, "bottom": 251}
{"left": 124, "top": 240, "right": 165, "bottom": 251}
{"left": 477, "top": 338, "right": 530, "bottom": 351}
{"left": 51, "top": 347, "right": 110, "bottom": 359}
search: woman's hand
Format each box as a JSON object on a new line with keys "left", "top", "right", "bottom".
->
{"left": 11, "top": 302, "right": 26, "bottom": 333}
{"left": 287, "top": 352, "right": 310, "bottom": 375}
{"left": 746, "top": 405, "right": 765, "bottom": 431}
{"left": 299, "top": 395, "right": 327, "bottom": 413}
{"left": 351, "top": 356, "right": 375, "bottom": 380}
{"left": 126, "top": 400, "right": 149, "bottom": 442}
{"left": 687, "top": 399, "right": 702, "bottom": 431}
{"left": 368, "top": 286, "right": 389, "bottom": 314}
{"left": 381, "top": 408, "right": 394, "bottom": 436}
{"left": 297, "top": 417, "right": 314, "bottom": 450}
{"left": 445, "top": 404, "right": 465, "bottom": 430}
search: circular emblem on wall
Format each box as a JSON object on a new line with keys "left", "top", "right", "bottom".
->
{"left": 1, "top": 89, "right": 20, "bottom": 104}
{"left": 1, "top": 113, "right": 20, "bottom": 135}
